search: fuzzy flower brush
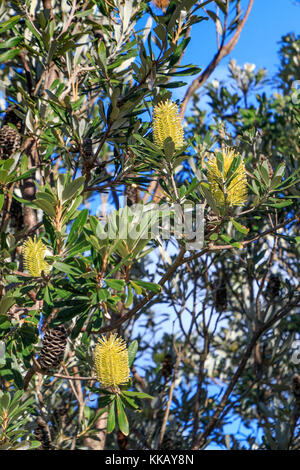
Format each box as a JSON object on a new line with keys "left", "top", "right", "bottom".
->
{"left": 152, "top": 99, "right": 184, "bottom": 150}
{"left": 22, "top": 236, "right": 51, "bottom": 277}
{"left": 94, "top": 333, "right": 130, "bottom": 389}
{"left": 207, "top": 148, "right": 248, "bottom": 208}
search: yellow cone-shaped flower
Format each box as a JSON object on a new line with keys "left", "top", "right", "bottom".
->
{"left": 94, "top": 333, "right": 130, "bottom": 389}
{"left": 152, "top": 99, "right": 184, "bottom": 150}
{"left": 207, "top": 148, "right": 248, "bottom": 208}
{"left": 22, "top": 236, "right": 51, "bottom": 277}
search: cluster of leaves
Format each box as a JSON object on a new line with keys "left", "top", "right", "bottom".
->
{"left": 0, "top": 390, "right": 40, "bottom": 449}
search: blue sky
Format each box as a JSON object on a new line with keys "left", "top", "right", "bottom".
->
{"left": 172, "top": 0, "right": 300, "bottom": 103}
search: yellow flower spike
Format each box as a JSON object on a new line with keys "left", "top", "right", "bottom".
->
{"left": 207, "top": 148, "right": 248, "bottom": 208}
{"left": 22, "top": 236, "right": 51, "bottom": 277}
{"left": 152, "top": 99, "right": 184, "bottom": 150}
{"left": 94, "top": 333, "right": 130, "bottom": 389}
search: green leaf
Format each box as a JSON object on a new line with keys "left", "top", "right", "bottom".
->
{"left": 67, "top": 209, "right": 89, "bottom": 246}
{"left": 209, "top": 233, "right": 218, "bottom": 241}
{"left": 122, "top": 390, "right": 154, "bottom": 400}
{"left": 128, "top": 340, "right": 138, "bottom": 367}
{"left": 231, "top": 219, "right": 249, "bottom": 235}
{"left": 116, "top": 396, "right": 129, "bottom": 436}
{"left": 0, "top": 48, "right": 21, "bottom": 63}
{"left": 0, "top": 296, "right": 15, "bottom": 315}
{"left": 61, "top": 177, "right": 85, "bottom": 202}
{"left": 163, "top": 137, "right": 175, "bottom": 160}
{"left": 130, "top": 281, "right": 143, "bottom": 295}
{"left": 266, "top": 200, "right": 293, "bottom": 208}
{"left": 199, "top": 182, "right": 220, "bottom": 216}
{"left": 0, "top": 193, "right": 4, "bottom": 211}
{"left": 1, "top": 392, "right": 11, "bottom": 410}
{"left": 105, "top": 279, "right": 125, "bottom": 291}
{"left": 33, "top": 199, "right": 56, "bottom": 218}
{"left": 54, "top": 261, "right": 82, "bottom": 276}
{"left": 121, "top": 393, "right": 141, "bottom": 411}
{"left": 0, "top": 169, "right": 8, "bottom": 184}
{"left": 0, "top": 16, "right": 21, "bottom": 33}
{"left": 125, "top": 284, "right": 134, "bottom": 308}
{"left": 131, "top": 280, "right": 161, "bottom": 293}
{"left": 107, "top": 401, "right": 116, "bottom": 434}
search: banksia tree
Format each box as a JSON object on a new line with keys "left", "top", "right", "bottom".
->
{"left": 0, "top": 0, "right": 299, "bottom": 453}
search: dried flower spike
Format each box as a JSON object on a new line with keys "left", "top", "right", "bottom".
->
{"left": 152, "top": 99, "right": 184, "bottom": 150}
{"left": 94, "top": 333, "right": 130, "bottom": 389}
{"left": 207, "top": 148, "right": 248, "bottom": 208}
{"left": 22, "top": 236, "right": 51, "bottom": 277}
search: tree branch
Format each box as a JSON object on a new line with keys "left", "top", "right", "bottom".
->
{"left": 179, "top": 0, "right": 255, "bottom": 118}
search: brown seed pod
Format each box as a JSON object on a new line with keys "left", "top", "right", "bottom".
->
{"left": 117, "top": 430, "right": 129, "bottom": 450}
{"left": 162, "top": 354, "right": 173, "bottom": 380}
{"left": 0, "top": 106, "right": 22, "bottom": 160}
{"left": 34, "top": 417, "right": 53, "bottom": 450}
{"left": 38, "top": 326, "right": 68, "bottom": 371}
{"left": 264, "top": 274, "right": 280, "bottom": 300}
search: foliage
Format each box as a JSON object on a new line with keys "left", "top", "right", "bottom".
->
{"left": 0, "top": 0, "right": 299, "bottom": 450}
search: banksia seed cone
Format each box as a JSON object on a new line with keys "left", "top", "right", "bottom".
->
{"left": 159, "top": 433, "right": 173, "bottom": 450}
{"left": 292, "top": 375, "right": 300, "bottom": 427}
{"left": 0, "top": 106, "right": 22, "bottom": 160}
{"left": 9, "top": 197, "right": 24, "bottom": 231}
{"left": 214, "top": 279, "right": 227, "bottom": 312}
{"left": 152, "top": 100, "right": 184, "bottom": 150}
{"left": 264, "top": 274, "right": 280, "bottom": 300}
{"left": 38, "top": 326, "right": 68, "bottom": 371}
{"left": 207, "top": 148, "right": 248, "bottom": 208}
{"left": 293, "top": 374, "right": 300, "bottom": 400}
{"left": 82, "top": 137, "right": 94, "bottom": 163}
{"left": 52, "top": 402, "right": 70, "bottom": 433}
{"left": 22, "top": 236, "right": 51, "bottom": 277}
{"left": 34, "top": 417, "right": 53, "bottom": 450}
{"left": 161, "top": 354, "right": 173, "bottom": 381}
{"left": 125, "top": 183, "right": 140, "bottom": 206}
{"left": 94, "top": 333, "right": 130, "bottom": 389}
{"left": 117, "top": 430, "right": 129, "bottom": 450}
